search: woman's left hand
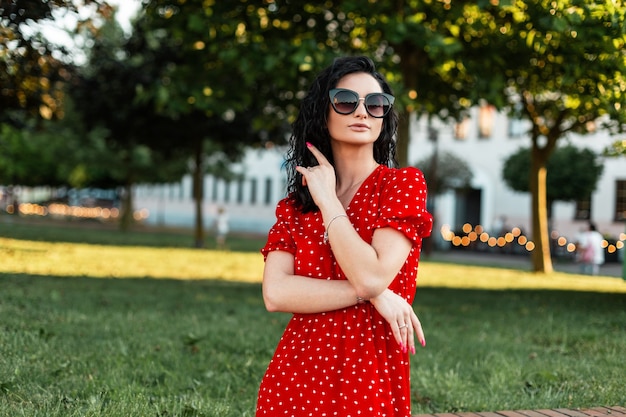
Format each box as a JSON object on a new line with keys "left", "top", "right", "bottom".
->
{"left": 369, "top": 289, "right": 425, "bottom": 354}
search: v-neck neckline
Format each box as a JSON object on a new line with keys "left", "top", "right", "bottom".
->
{"left": 342, "top": 164, "right": 382, "bottom": 212}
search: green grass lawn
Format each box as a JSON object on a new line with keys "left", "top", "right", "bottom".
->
{"left": 0, "top": 216, "right": 266, "bottom": 252}
{"left": 1, "top": 217, "right": 625, "bottom": 416}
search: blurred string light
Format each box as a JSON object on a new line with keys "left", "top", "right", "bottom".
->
{"left": 441, "top": 223, "right": 625, "bottom": 254}
{"left": 14, "top": 203, "right": 149, "bottom": 222}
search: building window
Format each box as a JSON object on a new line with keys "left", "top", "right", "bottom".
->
{"left": 574, "top": 196, "right": 591, "bottom": 220}
{"left": 507, "top": 102, "right": 525, "bottom": 139}
{"left": 211, "top": 178, "right": 218, "bottom": 202}
{"left": 223, "top": 180, "right": 231, "bottom": 203}
{"left": 264, "top": 177, "right": 272, "bottom": 205}
{"left": 507, "top": 118, "right": 526, "bottom": 138}
{"left": 236, "top": 178, "right": 244, "bottom": 204}
{"left": 478, "top": 101, "right": 495, "bottom": 139}
{"left": 250, "top": 178, "right": 257, "bottom": 204}
{"left": 615, "top": 180, "right": 626, "bottom": 222}
{"left": 454, "top": 117, "right": 470, "bottom": 140}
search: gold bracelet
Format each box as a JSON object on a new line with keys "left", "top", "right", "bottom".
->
{"left": 323, "top": 214, "right": 348, "bottom": 244}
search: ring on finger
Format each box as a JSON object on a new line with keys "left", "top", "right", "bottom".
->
{"left": 398, "top": 324, "right": 408, "bottom": 329}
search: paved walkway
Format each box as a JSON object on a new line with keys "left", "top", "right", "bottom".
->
{"left": 414, "top": 406, "right": 626, "bottom": 417}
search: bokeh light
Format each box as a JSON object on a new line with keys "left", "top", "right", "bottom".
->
{"left": 15, "top": 202, "right": 149, "bottom": 222}
{"left": 439, "top": 223, "right": 625, "bottom": 254}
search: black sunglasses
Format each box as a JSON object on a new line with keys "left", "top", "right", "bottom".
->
{"left": 329, "top": 88, "right": 395, "bottom": 118}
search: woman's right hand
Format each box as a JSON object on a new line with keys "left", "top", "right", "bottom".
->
{"left": 294, "top": 143, "right": 339, "bottom": 211}
{"left": 368, "top": 289, "right": 425, "bottom": 354}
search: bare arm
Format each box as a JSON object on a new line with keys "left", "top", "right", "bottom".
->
{"left": 262, "top": 250, "right": 359, "bottom": 313}
{"left": 322, "top": 216, "right": 412, "bottom": 299}
{"left": 263, "top": 251, "right": 426, "bottom": 353}
{"left": 262, "top": 250, "right": 426, "bottom": 351}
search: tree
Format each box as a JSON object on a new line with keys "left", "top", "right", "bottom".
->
{"left": 0, "top": 106, "right": 104, "bottom": 189}
{"left": 206, "top": 1, "right": 624, "bottom": 273}
{"left": 70, "top": 11, "right": 189, "bottom": 230}
{"left": 131, "top": 1, "right": 500, "bottom": 248}
{"left": 502, "top": 145, "right": 605, "bottom": 218}
{"left": 0, "top": 0, "right": 147, "bottom": 218}
{"left": 329, "top": 1, "right": 482, "bottom": 167}
{"left": 414, "top": 149, "right": 473, "bottom": 255}
{"left": 134, "top": 1, "right": 344, "bottom": 246}
{"left": 414, "top": 150, "right": 473, "bottom": 198}
{"left": 0, "top": 0, "right": 107, "bottom": 125}
{"left": 456, "top": 1, "right": 626, "bottom": 273}
{"left": 279, "top": 1, "right": 625, "bottom": 272}
{"left": 336, "top": 1, "right": 625, "bottom": 273}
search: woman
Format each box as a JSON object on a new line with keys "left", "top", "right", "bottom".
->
{"left": 257, "top": 56, "right": 433, "bottom": 416}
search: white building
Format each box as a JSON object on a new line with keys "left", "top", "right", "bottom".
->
{"left": 406, "top": 107, "right": 626, "bottom": 245}
{"left": 134, "top": 107, "right": 626, "bottom": 248}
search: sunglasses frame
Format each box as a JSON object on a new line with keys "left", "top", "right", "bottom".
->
{"left": 329, "top": 88, "right": 395, "bottom": 118}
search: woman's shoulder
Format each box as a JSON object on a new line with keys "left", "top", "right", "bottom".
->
{"left": 378, "top": 165, "right": 427, "bottom": 186}
{"left": 274, "top": 194, "right": 306, "bottom": 218}
{"left": 275, "top": 194, "right": 297, "bottom": 210}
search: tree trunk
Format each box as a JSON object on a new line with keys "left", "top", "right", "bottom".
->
{"left": 119, "top": 182, "right": 134, "bottom": 232}
{"left": 192, "top": 139, "right": 205, "bottom": 248}
{"left": 396, "top": 111, "right": 411, "bottom": 167}
{"left": 395, "top": 43, "right": 420, "bottom": 168}
{"left": 529, "top": 143, "right": 553, "bottom": 273}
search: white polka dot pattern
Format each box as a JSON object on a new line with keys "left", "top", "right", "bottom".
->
{"left": 258, "top": 165, "right": 433, "bottom": 416}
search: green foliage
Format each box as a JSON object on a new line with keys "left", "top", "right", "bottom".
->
{"left": 470, "top": 1, "right": 626, "bottom": 132}
{"left": 71, "top": 18, "right": 189, "bottom": 187}
{"left": 479, "top": 1, "right": 626, "bottom": 271}
{"left": 502, "top": 147, "right": 531, "bottom": 193}
{"left": 0, "top": 0, "right": 104, "bottom": 124}
{"left": 6, "top": 1, "right": 626, "bottom": 262}
{"left": 502, "top": 145, "right": 605, "bottom": 202}
{"left": 414, "top": 151, "right": 473, "bottom": 196}
{"left": 0, "top": 119, "right": 93, "bottom": 187}
{"left": 326, "top": 1, "right": 476, "bottom": 118}
{"left": 136, "top": 0, "right": 338, "bottom": 145}
{"left": 604, "top": 139, "right": 626, "bottom": 157}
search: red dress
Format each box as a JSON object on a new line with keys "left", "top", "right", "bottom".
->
{"left": 257, "top": 165, "right": 433, "bottom": 417}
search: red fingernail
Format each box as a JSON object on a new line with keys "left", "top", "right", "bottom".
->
{"left": 410, "top": 346, "right": 416, "bottom": 355}
{"left": 306, "top": 142, "right": 312, "bottom": 147}
{"left": 421, "top": 339, "right": 426, "bottom": 347}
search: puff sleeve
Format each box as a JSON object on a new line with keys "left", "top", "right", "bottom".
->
{"left": 261, "top": 197, "right": 297, "bottom": 260}
{"left": 371, "top": 167, "right": 433, "bottom": 243}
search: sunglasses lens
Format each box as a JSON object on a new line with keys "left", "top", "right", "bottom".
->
{"left": 332, "top": 90, "right": 359, "bottom": 114}
{"left": 330, "top": 89, "right": 393, "bottom": 118}
{"left": 365, "top": 94, "right": 391, "bottom": 117}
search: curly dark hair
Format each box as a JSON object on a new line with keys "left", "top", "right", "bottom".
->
{"left": 285, "top": 56, "right": 399, "bottom": 213}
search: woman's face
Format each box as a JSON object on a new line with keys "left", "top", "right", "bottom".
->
{"left": 327, "top": 72, "right": 385, "bottom": 147}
